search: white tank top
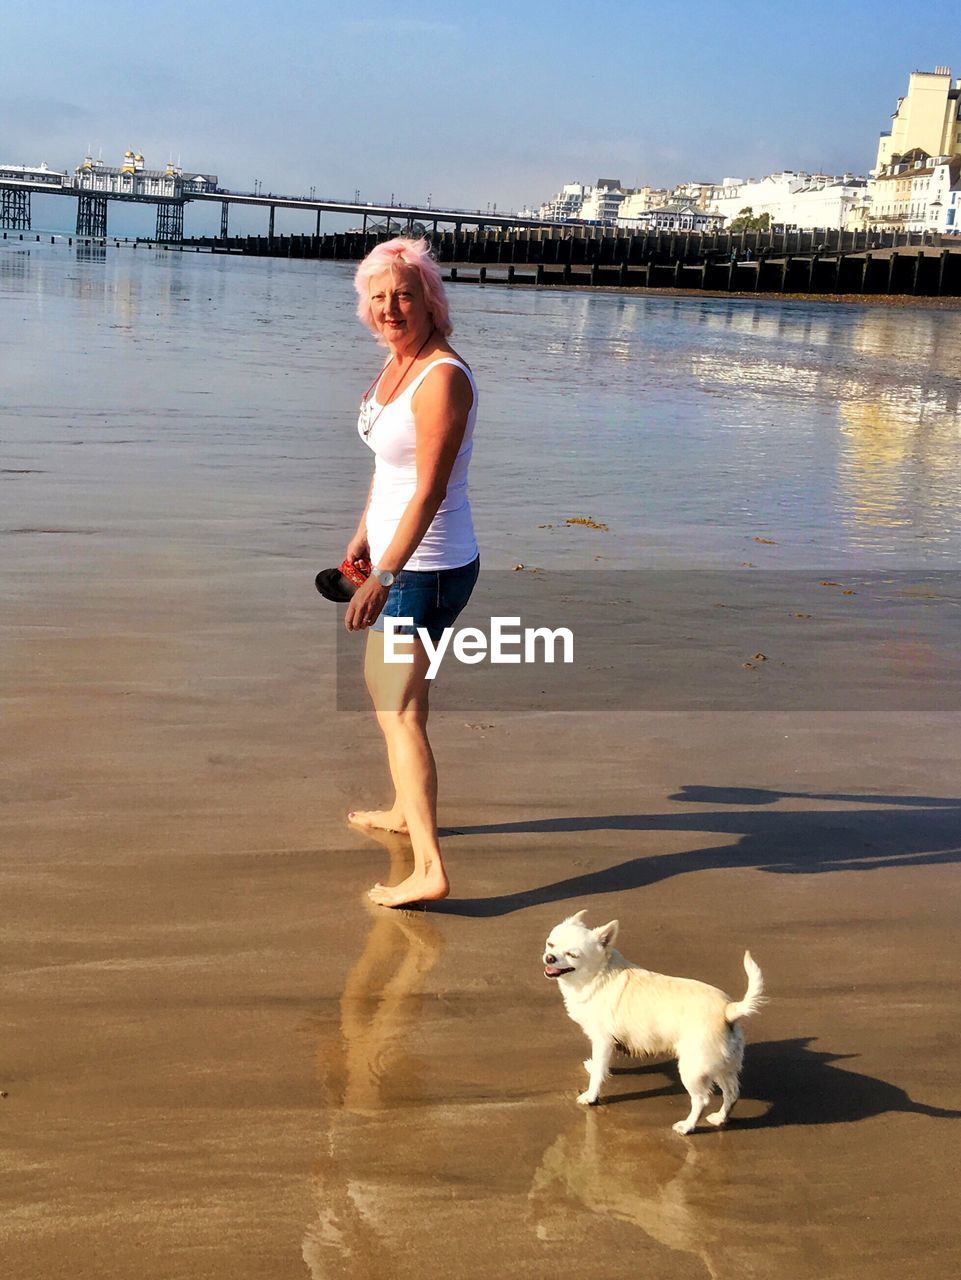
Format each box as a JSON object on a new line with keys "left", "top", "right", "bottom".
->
{"left": 359, "top": 357, "right": 478, "bottom": 572}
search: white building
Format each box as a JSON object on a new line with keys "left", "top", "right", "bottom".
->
{"left": 618, "top": 203, "right": 724, "bottom": 232}
{"left": 947, "top": 177, "right": 961, "bottom": 235}
{"left": 618, "top": 186, "right": 670, "bottom": 221}
{"left": 536, "top": 178, "right": 626, "bottom": 224}
{"left": 579, "top": 178, "right": 624, "bottom": 223}
{"left": 871, "top": 151, "right": 961, "bottom": 233}
{"left": 707, "top": 171, "right": 869, "bottom": 230}
{"left": 537, "top": 182, "right": 588, "bottom": 221}
{"left": 73, "top": 150, "right": 218, "bottom": 197}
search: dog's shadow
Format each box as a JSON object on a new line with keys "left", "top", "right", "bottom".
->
{"left": 604, "top": 1037, "right": 961, "bottom": 1127}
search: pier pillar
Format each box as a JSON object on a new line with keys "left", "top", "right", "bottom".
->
{"left": 268, "top": 206, "right": 276, "bottom": 239}
{"left": 861, "top": 254, "right": 872, "bottom": 292}
{"left": 220, "top": 202, "right": 229, "bottom": 238}
{"left": 156, "top": 202, "right": 184, "bottom": 242}
{"left": 912, "top": 250, "right": 924, "bottom": 295}
{"left": 0, "top": 188, "right": 31, "bottom": 231}
{"left": 76, "top": 194, "right": 108, "bottom": 238}
{"left": 316, "top": 208, "right": 322, "bottom": 236}
{"left": 887, "top": 252, "right": 898, "bottom": 292}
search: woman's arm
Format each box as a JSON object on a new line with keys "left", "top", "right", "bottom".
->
{"left": 345, "top": 364, "right": 472, "bottom": 631}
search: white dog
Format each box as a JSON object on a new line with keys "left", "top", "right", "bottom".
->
{"left": 543, "top": 910, "right": 764, "bottom": 1134}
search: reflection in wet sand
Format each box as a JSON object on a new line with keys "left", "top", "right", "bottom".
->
{"left": 303, "top": 834, "right": 444, "bottom": 1278}
{"left": 529, "top": 1108, "right": 821, "bottom": 1279}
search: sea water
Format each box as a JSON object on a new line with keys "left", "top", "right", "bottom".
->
{"left": 2, "top": 242, "right": 960, "bottom": 570}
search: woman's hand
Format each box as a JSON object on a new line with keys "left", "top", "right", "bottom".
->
{"left": 345, "top": 531, "right": 370, "bottom": 564}
{"left": 344, "top": 576, "right": 390, "bottom": 631}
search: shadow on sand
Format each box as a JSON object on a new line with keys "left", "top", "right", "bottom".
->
{"left": 433, "top": 785, "right": 961, "bottom": 917}
{"left": 602, "top": 1037, "right": 961, "bottom": 1126}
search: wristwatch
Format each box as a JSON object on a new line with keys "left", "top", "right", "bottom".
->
{"left": 371, "top": 566, "right": 395, "bottom": 588}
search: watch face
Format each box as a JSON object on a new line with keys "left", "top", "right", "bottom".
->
{"left": 376, "top": 569, "right": 395, "bottom": 587}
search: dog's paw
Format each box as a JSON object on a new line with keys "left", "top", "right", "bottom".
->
{"left": 705, "top": 1110, "right": 727, "bottom": 1127}
{"left": 672, "top": 1120, "right": 696, "bottom": 1135}
{"left": 583, "top": 1059, "right": 593, "bottom": 1074}
{"left": 577, "top": 1091, "right": 599, "bottom": 1106}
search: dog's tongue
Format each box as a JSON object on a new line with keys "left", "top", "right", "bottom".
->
{"left": 544, "top": 965, "right": 564, "bottom": 978}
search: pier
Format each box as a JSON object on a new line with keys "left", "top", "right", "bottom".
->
{"left": 0, "top": 156, "right": 569, "bottom": 240}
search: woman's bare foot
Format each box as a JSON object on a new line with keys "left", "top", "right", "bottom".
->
{"left": 347, "top": 808, "right": 409, "bottom": 834}
{"left": 367, "top": 863, "right": 450, "bottom": 908}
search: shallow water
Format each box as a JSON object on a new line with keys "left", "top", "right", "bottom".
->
{"left": 2, "top": 241, "right": 960, "bottom": 568}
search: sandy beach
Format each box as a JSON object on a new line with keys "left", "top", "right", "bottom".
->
{"left": 3, "top": 526, "right": 960, "bottom": 1279}
{"left": 3, "top": 245, "right": 960, "bottom": 1277}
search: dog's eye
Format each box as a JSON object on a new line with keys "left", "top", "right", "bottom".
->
{"left": 565, "top": 951, "right": 578, "bottom": 959}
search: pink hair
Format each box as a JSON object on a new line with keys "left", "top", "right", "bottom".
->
{"left": 354, "top": 237, "right": 452, "bottom": 340}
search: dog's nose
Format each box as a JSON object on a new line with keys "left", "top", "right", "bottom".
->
{"left": 544, "top": 953, "right": 556, "bottom": 964}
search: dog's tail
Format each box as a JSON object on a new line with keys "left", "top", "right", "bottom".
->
{"left": 725, "top": 951, "right": 765, "bottom": 1023}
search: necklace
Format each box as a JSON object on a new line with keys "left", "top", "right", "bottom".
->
{"left": 359, "top": 329, "right": 435, "bottom": 440}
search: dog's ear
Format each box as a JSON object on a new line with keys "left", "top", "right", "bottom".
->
{"left": 593, "top": 920, "right": 619, "bottom": 948}
{"left": 568, "top": 909, "right": 589, "bottom": 925}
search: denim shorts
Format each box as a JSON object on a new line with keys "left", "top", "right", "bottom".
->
{"left": 372, "top": 555, "right": 480, "bottom": 644}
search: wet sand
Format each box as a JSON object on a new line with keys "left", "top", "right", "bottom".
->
{"left": 3, "top": 531, "right": 960, "bottom": 1279}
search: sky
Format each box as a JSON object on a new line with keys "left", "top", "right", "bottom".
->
{"left": 1, "top": 0, "right": 958, "bottom": 235}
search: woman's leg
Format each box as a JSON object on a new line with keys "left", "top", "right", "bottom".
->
{"left": 347, "top": 637, "right": 412, "bottom": 833}
{"left": 360, "top": 631, "right": 449, "bottom": 906}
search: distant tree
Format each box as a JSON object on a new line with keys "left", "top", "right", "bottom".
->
{"left": 728, "top": 206, "right": 772, "bottom": 233}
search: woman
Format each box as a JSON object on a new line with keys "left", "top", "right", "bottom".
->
{"left": 343, "top": 238, "right": 479, "bottom": 908}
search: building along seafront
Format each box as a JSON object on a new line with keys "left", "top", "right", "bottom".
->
{"left": 867, "top": 68, "right": 961, "bottom": 234}
{"left": 579, "top": 178, "right": 626, "bottom": 223}
{"left": 706, "top": 171, "right": 870, "bottom": 232}
{"left": 874, "top": 66, "right": 961, "bottom": 176}
{"left": 869, "top": 150, "right": 961, "bottom": 234}
{"left": 537, "top": 179, "right": 724, "bottom": 232}
{"left": 618, "top": 203, "right": 723, "bottom": 233}
{"left": 534, "top": 171, "right": 870, "bottom": 234}
{"left": 536, "top": 181, "right": 590, "bottom": 221}
{"left": 531, "top": 65, "right": 961, "bottom": 237}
